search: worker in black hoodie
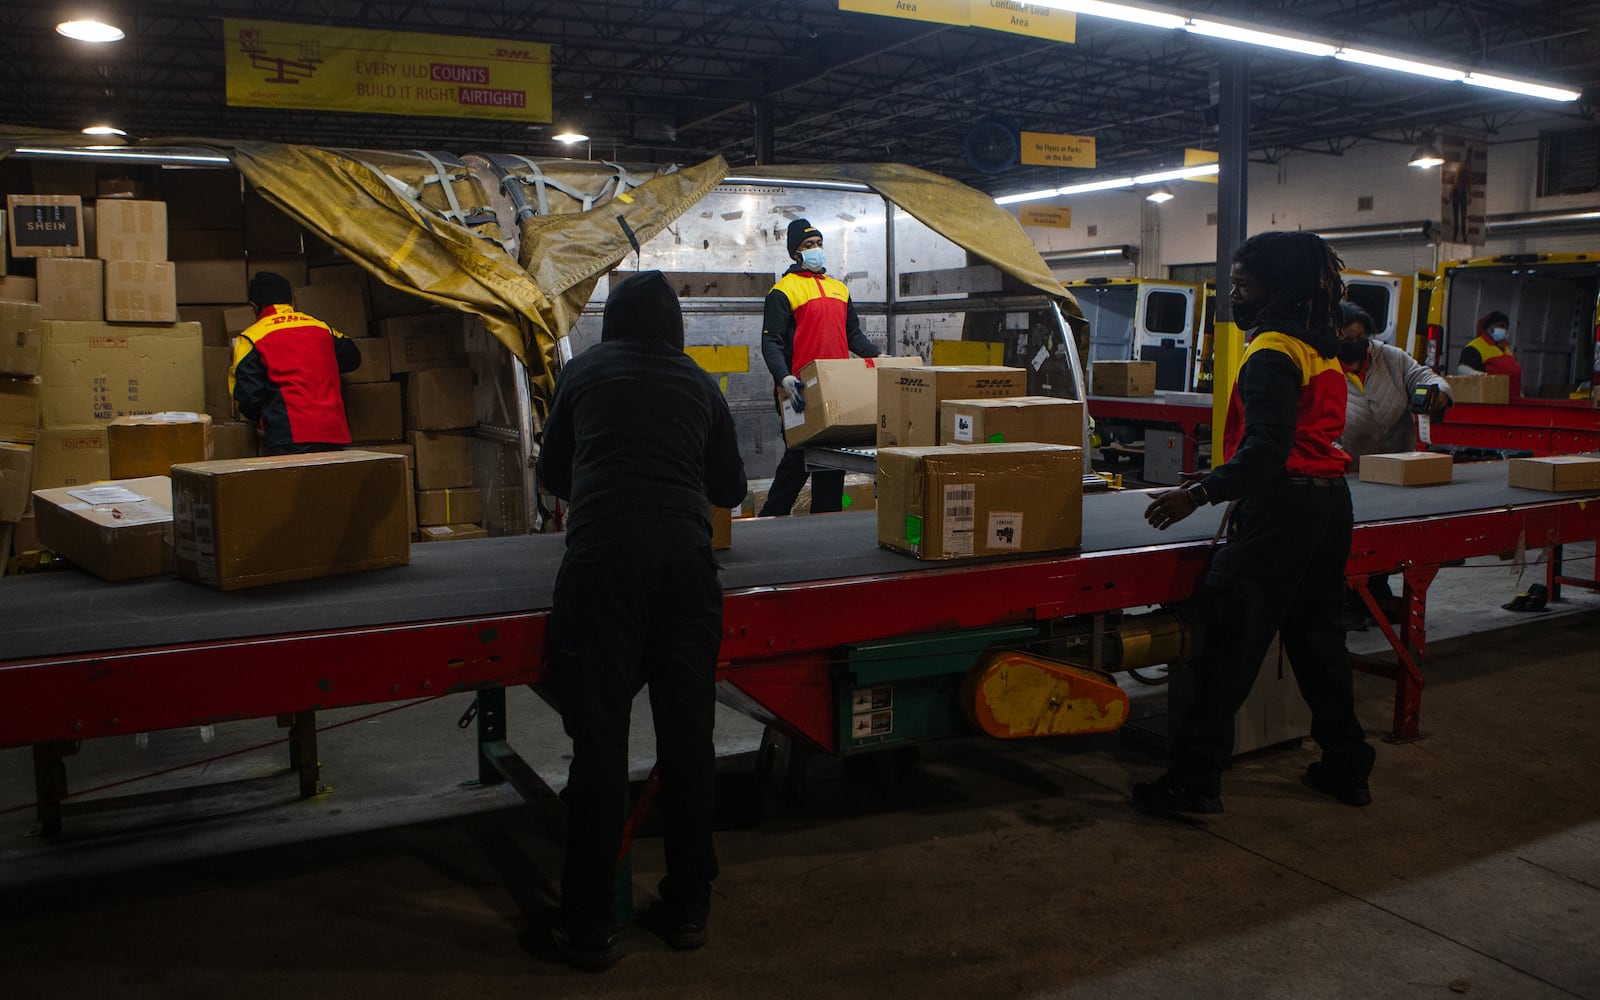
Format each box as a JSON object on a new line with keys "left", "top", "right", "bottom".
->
{"left": 535, "top": 270, "right": 747, "bottom": 971}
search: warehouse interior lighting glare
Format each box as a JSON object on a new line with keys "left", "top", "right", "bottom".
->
{"left": 55, "top": 19, "right": 124, "bottom": 42}
{"left": 1028, "top": 1, "right": 1579, "bottom": 102}
{"left": 82, "top": 124, "right": 126, "bottom": 136}
{"left": 1408, "top": 138, "right": 1445, "bottom": 169}
{"left": 552, "top": 129, "right": 589, "bottom": 144}
{"left": 994, "top": 162, "right": 1218, "bottom": 206}
{"left": 1145, "top": 184, "right": 1175, "bottom": 203}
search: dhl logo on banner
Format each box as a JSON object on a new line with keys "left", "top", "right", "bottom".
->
{"left": 224, "top": 19, "right": 552, "bottom": 123}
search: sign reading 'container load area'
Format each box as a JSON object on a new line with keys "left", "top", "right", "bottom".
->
{"left": 838, "top": 1, "right": 1075, "bottom": 44}
{"left": 223, "top": 19, "right": 552, "bottom": 123}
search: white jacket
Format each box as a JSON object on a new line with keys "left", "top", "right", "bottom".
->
{"left": 1340, "top": 341, "right": 1453, "bottom": 460}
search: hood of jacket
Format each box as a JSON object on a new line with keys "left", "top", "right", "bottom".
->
{"left": 601, "top": 270, "right": 684, "bottom": 350}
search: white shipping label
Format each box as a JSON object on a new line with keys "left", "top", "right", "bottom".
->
{"left": 1417, "top": 414, "right": 1432, "bottom": 445}
{"left": 851, "top": 685, "right": 893, "bottom": 714}
{"left": 953, "top": 413, "right": 975, "bottom": 443}
{"left": 67, "top": 486, "right": 150, "bottom": 505}
{"left": 1031, "top": 346, "right": 1050, "bottom": 371}
{"left": 781, "top": 399, "right": 806, "bottom": 430}
{"left": 988, "top": 511, "right": 1023, "bottom": 550}
{"left": 943, "top": 483, "right": 975, "bottom": 558}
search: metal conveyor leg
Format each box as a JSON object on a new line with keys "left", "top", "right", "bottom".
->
{"left": 31, "top": 740, "right": 78, "bottom": 838}
{"left": 474, "top": 686, "right": 508, "bottom": 786}
{"left": 279, "top": 711, "right": 321, "bottom": 798}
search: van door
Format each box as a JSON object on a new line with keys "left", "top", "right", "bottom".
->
{"left": 1342, "top": 271, "right": 1410, "bottom": 349}
{"left": 1135, "top": 282, "right": 1196, "bottom": 391}
{"left": 1073, "top": 282, "right": 1139, "bottom": 370}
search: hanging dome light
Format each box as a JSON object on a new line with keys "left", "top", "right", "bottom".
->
{"left": 1145, "top": 184, "right": 1176, "bottom": 203}
{"left": 56, "top": 19, "right": 125, "bottom": 42}
{"left": 1407, "top": 137, "right": 1445, "bottom": 169}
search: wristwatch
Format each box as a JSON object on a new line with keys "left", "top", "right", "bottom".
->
{"left": 1183, "top": 480, "right": 1210, "bottom": 507}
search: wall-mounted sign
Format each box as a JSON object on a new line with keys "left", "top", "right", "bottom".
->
{"left": 838, "top": 1, "right": 1075, "bottom": 43}
{"left": 1020, "top": 132, "right": 1096, "bottom": 168}
{"left": 224, "top": 19, "right": 552, "bottom": 123}
{"left": 1019, "top": 206, "right": 1071, "bottom": 229}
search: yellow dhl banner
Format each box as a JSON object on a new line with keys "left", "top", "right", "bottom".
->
{"left": 839, "top": 1, "right": 1074, "bottom": 43}
{"left": 223, "top": 19, "right": 551, "bottom": 123}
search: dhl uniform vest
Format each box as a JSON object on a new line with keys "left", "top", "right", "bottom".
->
{"left": 772, "top": 270, "right": 852, "bottom": 375}
{"left": 1463, "top": 334, "right": 1522, "bottom": 397}
{"left": 1223, "top": 330, "right": 1350, "bottom": 477}
{"left": 230, "top": 305, "right": 353, "bottom": 446}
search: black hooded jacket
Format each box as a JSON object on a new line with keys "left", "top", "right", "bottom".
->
{"left": 537, "top": 270, "right": 747, "bottom": 548}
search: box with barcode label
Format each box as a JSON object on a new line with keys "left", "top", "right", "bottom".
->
{"left": 780, "top": 355, "right": 921, "bottom": 448}
{"left": 941, "top": 396, "right": 1083, "bottom": 449}
{"left": 875, "top": 442, "right": 1082, "bottom": 560}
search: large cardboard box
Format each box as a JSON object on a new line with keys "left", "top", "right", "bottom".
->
{"left": 877, "top": 365, "right": 1029, "bottom": 448}
{"left": 877, "top": 442, "right": 1083, "bottom": 560}
{"left": 362, "top": 441, "right": 416, "bottom": 529}
{"left": 711, "top": 506, "right": 733, "bottom": 550}
{"left": 243, "top": 191, "right": 305, "bottom": 255}
{"left": 1091, "top": 360, "right": 1158, "bottom": 397}
{"left": 294, "top": 281, "right": 370, "bottom": 339}
{"left": 210, "top": 421, "right": 258, "bottom": 460}
{"left": 381, "top": 314, "right": 468, "bottom": 372}
{"left": 225, "top": 305, "right": 258, "bottom": 337}
{"left": 94, "top": 200, "right": 168, "bottom": 262}
{"left": 941, "top": 396, "right": 1084, "bottom": 449}
{"left": 7, "top": 195, "right": 86, "bottom": 258}
{"left": 369, "top": 275, "right": 429, "bottom": 320}
{"left": 177, "top": 304, "right": 251, "bottom": 348}
{"left": 36, "top": 257, "right": 104, "bottom": 321}
{"left": 162, "top": 168, "right": 243, "bottom": 230}
{"left": 174, "top": 259, "right": 249, "bottom": 304}
{"left": 0, "top": 275, "right": 37, "bottom": 302}
{"left": 416, "top": 486, "right": 483, "bottom": 527}
{"left": 97, "top": 178, "right": 159, "bottom": 200}
{"left": 1450, "top": 373, "right": 1511, "bottom": 404}
{"left": 1508, "top": 455, "right": 1600, "bottom": 492}
{"left": 0, "top": 300, "right": 42, "bottom": 377}
{"left": 203, "top": 346, "right": 235, "bottom": 421}
{"left": 416, "top": 522, "right": 488, "bottom": 543}
{"left": 780, "top": 356, "right": 922, "bottom": 448}
{"left": 0, "top": 441, "right": 31, "bottom": 521}
{"left": 344, "top": 381, "right": 404, "bottom": 443}
{"left": 169, "top": 230, "right": 247, "bottom": 261}
{"left": 248, "top": 256, "right": 309, "bottom": 290}
{"left": 30, "top": 427, "right": 108, "bottom": 488}
{"left": 1358, "top": 451, "right": 1453, "bottom": 486}
{"left": 408, "top": 429, "right": 474, "bottom": 490}
{"left": 33, "top": 476, "right": 173, "bottom": 581}
{"left": 170, "top": 451, "right": 410, "bottom": 590}
{"left": 39, "top": 321, "right": 205, "bottom": 426}
{"left": 0, "top": 376, "right": 42, "bottom": 442}
{"left": 405, "top": 367, "right": 475, "bottom": 430}
{"left": 341, "top": 338, "right": 391, "bottom": 384}
{"left": 104, "top": 260, "right": 178, "bottom": 323}
{"left": 108, "top": 412, "right": 213, "bottom": 479}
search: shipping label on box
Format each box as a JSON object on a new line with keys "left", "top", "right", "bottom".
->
{"left": 1358, "top": 451, "right": 1453, "bottom": 487}
{"left": 0, "top": 442, "right": 32, "bottom": 521}
{"left": 0, "top": 300, "right": 43, "bottom": 377}
{"left": 344, "top": 381, "right": 404, "bottom": 443}
{"left": 416, "top": 486, "right": 483, "bottom": 527}
{"left": 104, "top": 261, "right": 178, "bottom": 323}
{"left": 40, "top": 321, "right": 205, "bottom": 426}
{"left": 294, "top": 280, "right": 370, "bottom": 339}
{"left": 170, "top": 451, "right": 410, "bottom": 591}
{"left": 941, "top": 396, "right": 1084, "bottom": 449}
{"left": 341, "top": 338, "right": 391, "bottom": 384}
{"left": 174, "top": 259, "right": 249, "bottom": 304}
{"left": 381, "top": 314, "right": 468, "bottom": 372}
{"left": 408, "top": 429, "right": 474, "bottom": 490}
{"left": 7, "top": 195, "right": 86, "bottom": 259}
{"left": 780, "top": 356, "right": 922, "bottom": 448}
{"left": 404, "top": 367, "right": 475, "bottom": 430}
{"left": 36, "top": 257, "right": 104, "bottom": 321}
{"left": 1450, "top": 374, "right": 1510, "bottom": 404}
{"left": 108, "top": 412, "right": 212, "bottom": 480}
{"left": 876, "top": 442, "right": 1083, "bottom": 560}
{"left": 877, "top": 365, "right": 1029, "bottom": 448}
{"left": 1507, "top": 455, "right": 1600, "bottom": 493}
{"left": 1091, "top": 360, "right": 1158, "bottom": 397}
{"left": 95, "top": 199, "right": 169, "bottom": 262}
{"left": 31, "top": 427, "right": 110, "bottom": 489}
{"left": 33, "top": 476, "right": 174, "bottom": 581}
{"left": 0, "top": 376, "right": 43, "bottom": 443}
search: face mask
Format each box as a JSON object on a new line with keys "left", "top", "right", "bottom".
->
{"left": 1232, "top": 298, "right": 1262, "bottom": 329}
{"left": 799, "top": 248, "right": 826, "bottom": 272}
{"left": 1490, "top": 326, "right": 1509, "bottom": 344}
{"left": 1337, "top": 339, "right": 1368, "bottom": 364}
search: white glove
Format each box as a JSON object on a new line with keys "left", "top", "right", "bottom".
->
{"left": 782, "top": 374, "right": 806, "bottom": 412}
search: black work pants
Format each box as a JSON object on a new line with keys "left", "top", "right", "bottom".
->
{"left": 759, "top": 445, "right": 844, "bottom": 516}
{"left": 1170, "top": 476, "right": 1374, "bottom": 795}
{"left": 547, "top": 530, "right": 724, "bottom": 925}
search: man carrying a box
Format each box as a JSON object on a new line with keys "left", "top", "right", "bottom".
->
{"left": 758, "top": 218, "right": 880, "bottom": 516}
{"left": 230, "top": 271, "right": 362, "bottom": 456}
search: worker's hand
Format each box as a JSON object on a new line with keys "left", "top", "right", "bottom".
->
{"left": 1430, "top": 392, "right": 1451, "bottom": 416}
{"left": 782, "top": 374, "right": 806, "bottom": 413}
{"left": 1144, "top": 488, "right": 1196, "bottom": 531}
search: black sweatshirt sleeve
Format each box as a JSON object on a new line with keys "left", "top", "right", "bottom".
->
{"left": 1201, "top": 350, "right": 1302, "bottom": 502}
{"left": 845, "top": 299, "right": 879, "bottom": 357}
{"left": 760, "top": 289, "right": 795, "bottom": 382}
{"left": 703, "top": 389, "right": 749, "bottom": 509}
{"left": 1458, "top": 344, "right": 1484, "bottom": 372}
{"left": 535, "top": 374, "right": 575, "bottom": 501}
{"left": 333, "top": 336, "right": 362, "bottom": 373}
{"left": 232, "top": 345, "right": 270, "bottom": 422}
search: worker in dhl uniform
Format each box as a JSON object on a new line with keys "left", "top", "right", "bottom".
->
{"left": 230, "top": 271, "right": 362, "bottom": 455}
{"left": 758, "top": 218, "right": 880, "bottom": 516}
{"left": 1457, "top": 309, "right": 1523, "bottom": 398}
{"left": 1139, "top": 231, "right": 1375, "bottom": 816}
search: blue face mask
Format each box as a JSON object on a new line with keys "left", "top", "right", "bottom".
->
{"left": 1489, "top": 326, "right": 1509, "bottom": 344}
{"left": 799, "top": 247, "right": 826, "bottom": 272}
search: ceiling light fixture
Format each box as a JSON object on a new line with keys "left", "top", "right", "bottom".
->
{"left": 1183, "top": 19, "right": 1336, "bottom": 58}
{"left": 55, "top": 19, "right": 125, "bottom": 42}
{"left": 995, "top": 162, "right": 1218, "bottom": 206}
{"left": 552, "top": 130, "right": 589, "bottom": 144}
{"left": 1407, "top": 138, "right": 1445, "bottom": 169}
{"left": 82, "top": 124, "right": 126, "bottom": 136}
{"left": 1029, "top": 0, "right": 1186, "bottom": 30}
{"left": 1334, "top": 47, "right": 1465, "bottom": 82}
{"left": 1145, "top": 184, "right": 1175, "bottom": 203}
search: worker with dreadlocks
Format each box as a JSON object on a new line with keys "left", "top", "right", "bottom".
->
{"left": 1135, "top": 231, "right": 1375, "bottom": 817}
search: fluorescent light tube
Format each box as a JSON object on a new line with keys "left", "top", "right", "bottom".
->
{"left": 1184, "top": 19, "right": 1337, "bottom": 58}
{"left": 995, "top": 187, "right": 1067, "bottom": 206}
{"left": 1463, "top": 72, "right": 1581, "bottom": 103}
{"left": 1134, "top": 163, "right": 1219, "bottom": 184}
{"left": 1335, "top": 48, "right": 1464, "bottom": 82}
{"left": 1056, "top": 177, "right": 1136, "bottom": 196}
{"left": 1028, "top": 0, "right": 1187, "bottom": 30}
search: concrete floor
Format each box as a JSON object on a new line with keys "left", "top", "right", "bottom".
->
{"left": 0, "top": 549, "right": 1596, "bottom": 999}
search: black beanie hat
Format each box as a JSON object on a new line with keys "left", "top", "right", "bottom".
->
{"left": 248, "top": 271, "right": 293, "bottom": 307}
{"left": 787, "top": 219, "right": 821, "bottom": 255}
{"left": 601, "top": 270, "right": 684, "bottom": 351}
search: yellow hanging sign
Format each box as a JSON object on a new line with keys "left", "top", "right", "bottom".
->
{"left": 837, "top": 0, "right": 969, "bottom": 27}
{"left": 1018, "top": 206, "right": 1072, "bottom": 229}
{"left": 223, "top": 19, "right": 552, "bottom": 123}
{"left": 838, "top": 1, "right": 1074, "bottom": 42}
{"left": 1020, "top": 132, "right": 1096, "bottom": 168}
{"left": 1185, "top": 148, "right": 1220, "bottom": 184}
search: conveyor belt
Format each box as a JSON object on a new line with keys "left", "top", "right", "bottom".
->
{"left": 1, "top": 461, "right": 1592, "bottom": 662}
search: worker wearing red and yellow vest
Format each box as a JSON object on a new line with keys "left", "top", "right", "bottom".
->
{"left": 230, "top": 271, "right": 362, "bottom": 456}
{"left": 1456, "top": 310, "right": 1522, "bottom": 398}
{"left": 1138, "top": 231, "right": 1375, "bottom": 817}
{"left": 758, "top": 218, "right": 880, "bottom": 516}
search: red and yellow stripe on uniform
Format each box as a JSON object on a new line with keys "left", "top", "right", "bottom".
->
{"left": 773, "top": 270, "right": 851, "bottom": 375}
{"left": 1223, "top": 330, "right": 1350, "bottom": 477}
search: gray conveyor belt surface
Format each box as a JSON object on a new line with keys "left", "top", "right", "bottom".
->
{"left": 1, "top": 461, "right": 1592, "bottom": 662}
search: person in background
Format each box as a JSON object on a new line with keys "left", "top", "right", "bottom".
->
{"left": 230, "top": 271, "right": 361, "bottom": 456}
{"left": 758, "top": 218, "right": 880, "bottom": 516}
{"left": 1137, "top": 231, "right": 1375, "bottom": 816}
{"left": 535, "top": 270, "right": 747, "bottom": 972}
{"left": 1457, "top": 310, "right": 1522, "bottom": 398}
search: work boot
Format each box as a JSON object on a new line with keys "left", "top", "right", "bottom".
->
{"left": 641, "top": 898, "right": 710, "bottom": 951}
{"left": 1131, "top": 773, "right": 1222, "bottom": 817}
{"left": 1303, "top": 762, "right": 1373, "bottom": 807}
{"left": 523, "top": 917, "right": 623, "bottom": 972}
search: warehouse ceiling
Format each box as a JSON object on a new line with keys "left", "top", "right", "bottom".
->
{"left": 0, "top": 0, "right": 1597, "bottom": 195}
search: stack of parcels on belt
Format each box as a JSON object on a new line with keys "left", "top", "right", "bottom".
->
{"left": 940, "top": 396, "right": 1084, "bottom": 448}
{"left": 742, "top": 472, "right": 877, "bottom": 518}
{"left": 877, "top": 365, "right": 1029, "bottom": 447}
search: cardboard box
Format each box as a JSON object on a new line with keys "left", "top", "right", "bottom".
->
{"left": 243, "top": 191, "right": 305, "bottom": 255}
{"left": 29, "top": 161, "right": 94, "bottom": 197}
{"left": 0, "top": 276, "right": 37, "bottom": 302}
{"left": 203, "top": 346, "right": 235, "bottom": 421}
{"left": 0, "top": 300, "right": 43, "bottom": 377}
{"left": 408, "top": 429, "right": 473, "bottom": 490}
{"left": 7, "top": 195, "right": 86, "bottom": 258}
{"left": 30, "top": 427, "right": 108, "bottom": 488}
{"left": 108, "top": 412, "right": 212, "bottom": 479}
{"left": 1507, "top": 455, "right": 1600, "bottom": 492}
{"left": 39, "top": 321, "right": 205, "bottom": 427}
{"left": 97, "top": 178, "right": 159, "bottom": 200}
{"left": 226, "top": 305, "right": 258, "bottom": 337}
{"left": 94, "top": 200, "right": 168, "bottom": 262}
{"left": 104, "top": 260, "right": 178, "bottom": 323}
{"left": 169, "top": 230, "right": 248, "bottom": 260}
{"left": 249, "top": 256, "right": 309, "bottom": 289}
{"left": 210, "top": 421, "right": 258, "bottom": 460}
{"left": 369, "top": 275, "right": 430, "bottom": 320}
{"left": 416, "top": 522, "right": 488, "bottom": 543}
{"left": 941, "top": 396, "right": 1084, "bottom": 449}
{"left": 405, "top": 367, "right": 475, "bottom": 430}
{"left": 170, "top": 451, "right": 411, "bottom": 590}
{"left": 178, "top": 304, "right": 244, "bottom": 348}
{"left": 711, "top": 505, "right": 733, "bottom": 550}
{"left": 0, "top": 376, "right": 42, "bottom": 442}
{"left": 341, "top": 338, "right": 391, "bottom": 384}
{"left": 0, "top": 441, "right": 31, "bottom": 521}
{"left": 343, "top": 381, "right": 403, "bottom": 443}
{"left": 876, "top": 442, "right": 1083, "bottom": 560}
{"left": 294, "top": 280, "right": 370, "bottom": 340}
{"left": 742, "top": 471, "right": 875, "bottom": 518}
{"left": 363, "top": 442, "right": 416, "bottom": 528}
{"left": 780, "top": 356, "right": 922, "bottom": 448}
{"left": 1358, "top": 451, "right": 1453, "bottom": 486}
{"left": 1450, "top": 374, "right": 1511, "bottom": 404}
{"left": 175, "top": 259, "right": 249, "bottom": 304}
{"left": 381, "top": 314, "right": 468, "bottom": 372}
{"left": 162, "top": 168, "right": 243, "bottom": 230}
{"left": 877, "top": 365, "right": 1029, "bottom": 448}
{"left": 36, "top": 257, "right": 104, "bottom": 321}
{"left": 1091, "top": 360, "right": 1158, "bottom": 397}
{"left": 33, "top": 476, "right": 173, "bottom": 581}
{"left": 416, "top": 486, "right": 483, "bottom": 527}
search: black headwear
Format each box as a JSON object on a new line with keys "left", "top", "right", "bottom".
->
{"left": 247, "top": 271, "right": 293, "bottom": 308}
{"left": 601, "top": 270, "right": 684, "bottom": 351}
{"left": 787, "top": 219, "right": 821, "bottom": 255}
{"left": 1232, "top": 231, "right": 1345, "bottom": 358}
{"left": 1338, "top": 301, "right": 1375, "bottom": 336}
